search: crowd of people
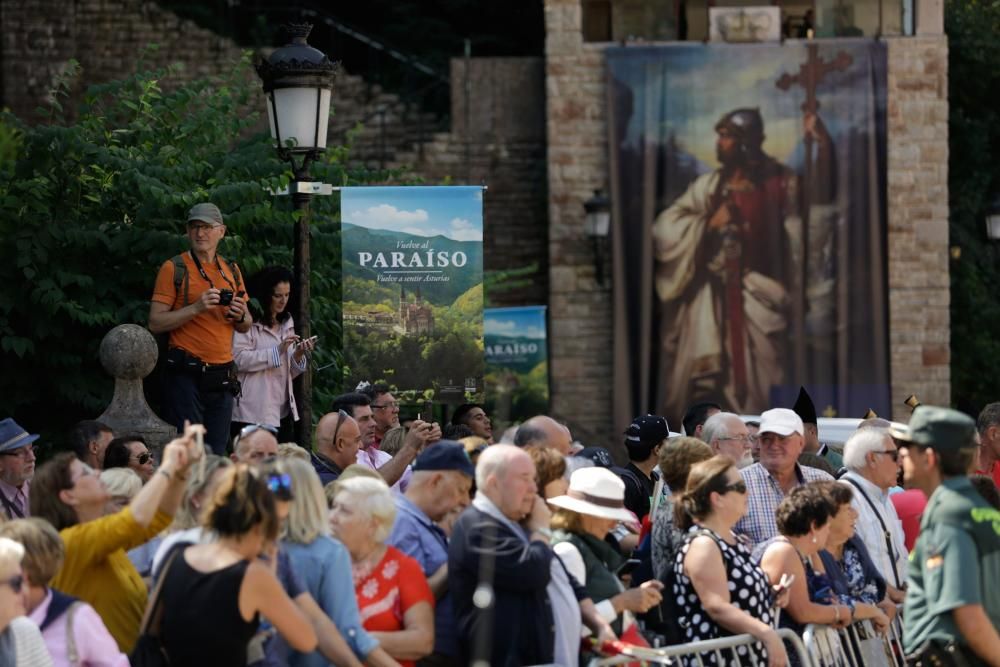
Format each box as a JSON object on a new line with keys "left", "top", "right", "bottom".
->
{"left": 1, "top": 203, "right": 1000, "bottom": 667}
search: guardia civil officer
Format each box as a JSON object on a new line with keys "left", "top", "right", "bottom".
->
{"left": 895, "top": 406, "right": 1000, "bottom": 667}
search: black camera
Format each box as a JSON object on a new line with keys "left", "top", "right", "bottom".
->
{"left": 218, "top": 289, "right": 234, "bottom": 306}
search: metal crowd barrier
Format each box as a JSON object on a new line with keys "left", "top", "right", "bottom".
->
{"left": 804, "top": 618, "right": 904, "bottom": 667}
{"left": 587, "top": 628, "right": 814, "bottom": 666}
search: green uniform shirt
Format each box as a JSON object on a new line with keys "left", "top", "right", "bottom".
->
{"left": 903, "top": 476, "right": 1000, "bottom": 656}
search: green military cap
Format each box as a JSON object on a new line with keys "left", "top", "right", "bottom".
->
{"left": 888, "top": 405, "right": 976, "bottom": 451}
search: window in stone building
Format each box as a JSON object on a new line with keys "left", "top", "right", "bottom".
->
{"left": 580, "top": 0, "right": 913, "bottom": 42}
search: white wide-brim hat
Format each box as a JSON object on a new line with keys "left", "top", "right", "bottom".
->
{"left": 547, "top": 467, "right": 635, "bottom": 523}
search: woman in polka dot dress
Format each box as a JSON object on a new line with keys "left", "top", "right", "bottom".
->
{"left": 673, "top": 456, "right": 790, "bottom": 667}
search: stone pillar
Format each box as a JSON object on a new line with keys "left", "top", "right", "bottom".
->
{"left": 885, "top": 35, "right": 950, "bottom": 418}
{"left": 97, "top": 324, "right": 176, "bottom": 452}
{"left": 545, "top": 0, "right": 616, "bottom": 450}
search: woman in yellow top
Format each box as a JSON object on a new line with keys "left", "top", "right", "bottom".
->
{"left": 29, "top": 423, "right": 204, "bottom": 653}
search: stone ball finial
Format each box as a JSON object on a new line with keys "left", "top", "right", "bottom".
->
{"left": 99, "top": 324, "right": 159, "bottom": 380}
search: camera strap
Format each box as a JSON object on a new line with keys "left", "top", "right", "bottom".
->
{"left": 188, "top": 251, "right": 236, "bottom": 292}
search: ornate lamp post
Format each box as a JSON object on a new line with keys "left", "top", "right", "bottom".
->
{"left": 256, "top": 23, "right": 338, "bottom": 446}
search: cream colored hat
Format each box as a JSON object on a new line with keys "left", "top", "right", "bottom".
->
{"left": 547, "top": 467, "right": 635, "bottom": 523}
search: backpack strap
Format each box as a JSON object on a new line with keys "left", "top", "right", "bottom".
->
{"left": 171, "top": 254, "right": 189, "bottom": 307}
{"left": 220, "top": 256, "right": 243, "bottom": 292}
{"left": 39, "top": 588, "right": 80, "bottom": 632}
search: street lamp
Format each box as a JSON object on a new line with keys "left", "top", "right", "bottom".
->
{"left": 583, "top": 189, "right": 611, "bottom": 286}
{"left": 256, "top": 23, "right": 338, "bottom": 446}
{"left": 986, "top": 194, "right": 1000, "bottom": 241}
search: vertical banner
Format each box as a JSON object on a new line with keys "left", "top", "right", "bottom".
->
{"left": 607, "top": 41, "right": 890, "bottom": 428}
{"left": 340, "top": 186, "right": 484, "bottom": 403}
{"left": 484, "top": 306, "right": 550, "bottom": 428}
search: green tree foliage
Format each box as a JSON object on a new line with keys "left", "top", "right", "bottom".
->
{"left": 947, "top": 0, "right": 1000, "bottom": 413}
{"left": 0, "top": 53, "right": 391, "bottom": 447}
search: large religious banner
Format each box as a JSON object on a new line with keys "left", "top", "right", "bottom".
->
{"left": 340, "top": 186, "right": 484, "bottom": 403}
{"left": 484, "top": 306, "right": 550, "bottom": 428}
{"left": 608, "top": 41, "right": 890, "bottom": 428}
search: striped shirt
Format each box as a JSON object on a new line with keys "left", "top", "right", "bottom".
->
{"left": 735, "top": 462, "right": 834, "bottom": 546}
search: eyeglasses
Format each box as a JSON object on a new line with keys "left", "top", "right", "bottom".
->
{"left": 719, "top": 480, "right": 748, "bottom": 495}
{"left": 717, "top": 435, "right": 753, "bottom": 444}
{"left": 132, "top": 452, "right": 153, "bottom": 465}
{"left": 371, "top": 401, "right": 399, "bottom": 410}
{"left": 875, "top": 450, "right": 900, "bottom": 462}
{"left": 0, "top": 574, "right": 23, "bottom": 594}
{"left": 266, "top": 472, "right": 294, "bottom": 501}
{"left": 0, "top": 445, "right": 38, "bottom": 459}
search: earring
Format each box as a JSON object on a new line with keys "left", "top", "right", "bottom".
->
{"left": 811, "top": 535, "right": 818, "bottom": 544}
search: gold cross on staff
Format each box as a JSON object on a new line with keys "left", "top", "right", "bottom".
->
{"left": 775, "top": 44, "right": 853, "bottom": 114}
{"left": 822, "top": 405, "right": 838, "bottom": 418}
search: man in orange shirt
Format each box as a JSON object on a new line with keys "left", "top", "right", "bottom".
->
{"left": 974, "top": 402, "right": 1000, "bottom": 489}
{"left": 148, "top": 203, "right": 251, "bottom": 454}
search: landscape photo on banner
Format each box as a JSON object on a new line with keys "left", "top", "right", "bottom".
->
{"left": 340, "top": 186, "right": 485, "bottom": 403}
{"left": 484, "top": 306, "right": 550, "bottom": 429}
{"left": 607, "top": 40, "right": 891, "bottom": 429}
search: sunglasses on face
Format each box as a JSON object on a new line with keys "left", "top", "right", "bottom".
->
{"left": 875, "top": 450, "right": 900, "bottom": 462}
{"left": 1, "top": 574, "right": 23, "bottom": 594}
{"left": 719, "top": 480, "right": 748, "bottom": 495}
{"left": 133, "top": 452, "right": 153, "bottom": 465}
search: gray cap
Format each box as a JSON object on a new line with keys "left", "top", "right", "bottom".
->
{"left": 187, "top": 203, "right": 224, "bottom": 227}
{"left": 889, "top": 405, "right": 976, "bottom": 452}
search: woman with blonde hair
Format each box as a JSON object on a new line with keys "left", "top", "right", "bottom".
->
{"left": 331, "top": 476, "right": 434, "bottom": 667}
{"left": 673, "top": 456, "right": 789, "bottom": 667}
{"left": 0, "top": 518, "right": 126, "bottom": 666}
{"left": 0, "top": 535, "right": 52, "bottom": 666}
{"left": 150, "top": 454, "right": 233, "bottom": 575}
{"left": 277, "top": 458, "right": 395, "bottom": 667}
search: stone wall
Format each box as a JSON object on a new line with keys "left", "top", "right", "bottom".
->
{"left": 544, "top": 0, "right": 950, "bottom": 449}
{"left": 393, "top": 57, "right": 550, "bottom": 307}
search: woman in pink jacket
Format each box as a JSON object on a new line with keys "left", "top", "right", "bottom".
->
{"left": 231, "top": 266, "right": 315, "bottom": 442}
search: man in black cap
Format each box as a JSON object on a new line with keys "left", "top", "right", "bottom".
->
{"left": 895, "top": 406, "right": 1000, "bottom": 665}
{"left": 613, "top": 415, "right": 669, "bottom": 522}
{"left": 793, "top": 386, "right": 844, "bottom": 469}
{"left": 388, "top": 442, "right": 474, "bottom": 666}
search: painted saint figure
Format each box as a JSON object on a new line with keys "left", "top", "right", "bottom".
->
{"left": 653, "top": 107, "right": 836, "bottom": 418}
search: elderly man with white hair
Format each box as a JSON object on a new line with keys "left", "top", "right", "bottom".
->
{"left": 449, "top": 445, "right": 614, "bottom": 667}
{"left": 701, "top": 412, "right": 754, "bottom": 468}
{"left": 839, "top": 427, "right": 908, "bottom": 602}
